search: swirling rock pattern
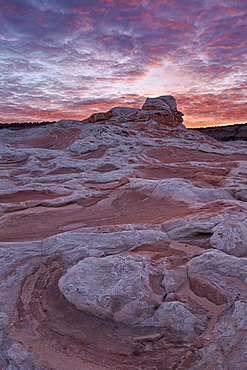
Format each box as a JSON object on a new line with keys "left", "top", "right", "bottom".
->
{"left": 1, "top": 96, "right": 247, "bottom": 369}
{"left": 59, "top": 253, "right": 175, "bottom": 325}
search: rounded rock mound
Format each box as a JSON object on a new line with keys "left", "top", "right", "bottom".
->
{"left": 58, "top": 253, "right": 167, "bottom": 325}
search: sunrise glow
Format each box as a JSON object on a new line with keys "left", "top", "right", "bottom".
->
{"left": 0, "top": 0, "right": 246, "bottom": 127}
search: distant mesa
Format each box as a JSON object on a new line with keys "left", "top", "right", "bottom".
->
{"left": 0, "top": 120, "right": 56, "bottom": 130}
{"left": 196, "top": 123, "right": 247, "bottom": 141}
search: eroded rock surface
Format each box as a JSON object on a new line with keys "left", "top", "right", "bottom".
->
{"left": 1, "top": 96, "right": 247, "bottom": 369}
{"left": 59, "top": 253, "right": 168, "bottom": 325}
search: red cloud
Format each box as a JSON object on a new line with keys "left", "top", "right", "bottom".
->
{"left": 0, "top": 0, "right": 246, "bottom": 127}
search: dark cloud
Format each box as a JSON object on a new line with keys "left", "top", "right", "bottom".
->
{"left": 0, "top": 0, "right": 246, "bottom": 125}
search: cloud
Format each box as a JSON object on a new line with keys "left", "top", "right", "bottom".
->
{"left": 0, "top": 0, "right": 246, "bottom": 125}
{"left": 0, "top": 92, "right": 146, "bottom": 123}
{"left": 177, "top": 86, "right": 247, "bottom": 127}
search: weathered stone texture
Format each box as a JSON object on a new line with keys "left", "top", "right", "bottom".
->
{"left": 1, "top": 96, "right": 247, "bottom": 369}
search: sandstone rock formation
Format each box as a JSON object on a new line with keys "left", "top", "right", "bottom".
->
{"left": 1, "top": 96, "right": 247, "bottom": 369}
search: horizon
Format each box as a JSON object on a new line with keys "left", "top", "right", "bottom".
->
{"left": 0, "top": 111, "right": 246, "bottom": 130}
{"left": 0, "top": 0, "right": 246, "bottom": 128}
{"left": 0, "top": 112, "right": 247, "bottom": 129}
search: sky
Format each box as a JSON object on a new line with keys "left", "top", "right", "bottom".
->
{"left": 0, "top": 0, "right": 246, "bottom": 127}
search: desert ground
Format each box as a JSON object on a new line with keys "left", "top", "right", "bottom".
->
{"left": 1, "top": 96, "right": 247, "bottom": 369}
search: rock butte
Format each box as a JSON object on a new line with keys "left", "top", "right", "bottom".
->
{"left": 1, "top": 95, "right": 247, "bottom": 369}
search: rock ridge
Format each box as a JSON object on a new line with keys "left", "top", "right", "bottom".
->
{"left": 84, "top": 94, "right": 184, "bottom": 128}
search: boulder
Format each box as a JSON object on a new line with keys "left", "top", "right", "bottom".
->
{"left": 187, "top": 250, "right": 247, "bottom": 306}
{"left": 58, "top": 253, "right": 168, "bottom": 325}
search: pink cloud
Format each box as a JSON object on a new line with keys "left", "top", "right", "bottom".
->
{"left": 0, "top": 0, "right": 246, "bottom": 126}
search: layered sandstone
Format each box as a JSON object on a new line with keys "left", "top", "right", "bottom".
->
{"left": 1, "top": 96, "right": 247, "bottom": 369}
